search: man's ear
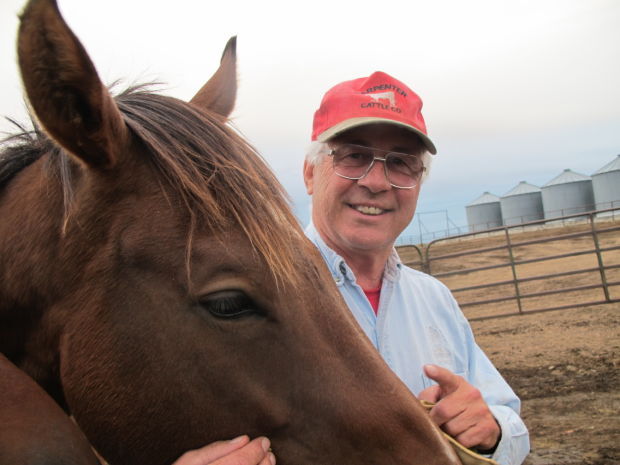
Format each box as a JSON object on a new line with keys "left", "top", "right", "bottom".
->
{"left": 303, "top": 160, "right": 315, "bottom": 195}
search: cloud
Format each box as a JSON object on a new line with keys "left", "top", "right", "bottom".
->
{"left": 2, "top": 0, "right": 618, "bottom": 234}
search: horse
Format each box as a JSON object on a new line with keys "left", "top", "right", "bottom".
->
{"left": 0, "top": 1, "right": 462, "bottom": 464}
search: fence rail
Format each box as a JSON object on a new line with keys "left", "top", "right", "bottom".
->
{"left": 397, "top": 200, "right": 620, "bottom": 247}
{"left": 399, "top": 207, "right": 620, "bottom": 321}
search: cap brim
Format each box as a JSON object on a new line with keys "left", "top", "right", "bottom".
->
{"left": 316, "top": 117, "right": 437, "bottom": 155}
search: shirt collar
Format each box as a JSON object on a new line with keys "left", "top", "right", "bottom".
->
{"left": 304, "top": 221, "right": 402, "bottom": 284}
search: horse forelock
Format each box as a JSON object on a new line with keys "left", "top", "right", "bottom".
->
{"left": 114, "top": 87, "right": 307, "bottom": 288}
{"left": 1, "top": 85, "right": 309, "bottom": 288}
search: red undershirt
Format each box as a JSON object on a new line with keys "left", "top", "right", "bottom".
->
{"left": 363, "top": 287, "right": 381, "bottom": 314}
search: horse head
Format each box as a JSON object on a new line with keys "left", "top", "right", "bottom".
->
{"left": 0, "top": 1, "right": 461, "bottom": 464}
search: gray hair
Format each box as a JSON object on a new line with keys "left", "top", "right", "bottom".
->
{"left": 304, "top": 141, "right": 433, "bottom": 184}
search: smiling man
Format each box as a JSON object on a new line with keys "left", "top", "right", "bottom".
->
{"left": 303, "top": 72, "right": 530, "bottom": 465}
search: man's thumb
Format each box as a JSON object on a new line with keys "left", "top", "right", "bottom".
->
{"left": 418, "top": 384, "right": 441, "bottom": 403}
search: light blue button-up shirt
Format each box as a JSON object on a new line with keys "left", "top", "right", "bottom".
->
{"left": 306, "top": 223, "right": 530, "bottom": 465}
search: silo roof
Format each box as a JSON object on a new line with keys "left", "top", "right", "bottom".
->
{"left": 592, "top": 154, "right": 620, "bottom": 175}
{"left": 542, "top": 169, "right": 591, "bottom": 187}
{"left": 502, "top": 181, "right": 540, "bottom": 197}
{"left": 467, "top": 192, "right": 501, "bottom": 206}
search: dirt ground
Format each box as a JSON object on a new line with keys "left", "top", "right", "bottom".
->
{"left": 472, "top": 304, "right": 619, "bottom": 465}
{"left": 397, "top": 220, "right": 620, "bottom": 464}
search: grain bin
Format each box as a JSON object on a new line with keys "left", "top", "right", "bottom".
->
{"left": 466, "top": 192, "right": 502, "bottom": 232}
{"left": 500, "top": 181, "right": 544, "bottom": 226}
{"left": 592, "top": 155, "right": 620, "bottom": 214}
{"left": 541, "top": 169, "right": 594, "bottom": 219}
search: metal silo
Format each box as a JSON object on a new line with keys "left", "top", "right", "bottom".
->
{"left": 541, "top": 169, "right": 594, "bottom": 219}
{"left": 592, "top": 155, "right": 620, "bottom": 214}
{"left": 500, "top": 181, "right": 544, "bottom": 226}
{"left": 466, "top": 192, "right": 502, "bottom": 232}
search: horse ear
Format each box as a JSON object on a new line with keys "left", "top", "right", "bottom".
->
{"left": 190, "top": 36, "right": 237, "bottom": 119}
{"left": 17, "top": 0, "right": 128, "bottom": 169}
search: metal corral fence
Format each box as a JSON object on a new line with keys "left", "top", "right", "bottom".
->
{"left": 396, "top": 200, "right": 620, "bottom": 246}
{"left": 399, "top": 208, "right": 620, "bottom": 321}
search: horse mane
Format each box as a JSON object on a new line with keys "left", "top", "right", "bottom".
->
{"left": 0, "top": 85, "right": 305, "bottom": 288}
{"left": 0, "top": 119, "right": 57, "bottom": 189}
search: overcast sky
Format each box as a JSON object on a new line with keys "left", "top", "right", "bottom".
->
{"left": 2, "top": 0, "right": 619, "bottom": 241}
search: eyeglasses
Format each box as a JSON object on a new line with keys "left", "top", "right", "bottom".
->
{"left": 326, "top": 143, "right": 426, "bottom": 189}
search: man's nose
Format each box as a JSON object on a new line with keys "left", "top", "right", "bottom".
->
{"left": 357, "top": 158, "right": 391, "bottom": 192}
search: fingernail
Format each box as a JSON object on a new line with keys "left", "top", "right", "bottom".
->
{"left": 424, "top": 364, "right": 437, "bottom": 377}
{"left": 261, "top": 437, "right": 271, "bottom": 452}
{"left": 230, "top": 435, "right": 247, "bottom": 444}
{"left": 269, "top": 451, "right": 276, "bottom": 465}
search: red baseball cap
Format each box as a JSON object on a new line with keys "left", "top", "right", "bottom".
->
{"left": 311, "top": 71, "right": 437, "bottom": 154}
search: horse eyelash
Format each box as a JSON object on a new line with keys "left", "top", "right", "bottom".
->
{"left": 201, "top": 293, "right": 256, "bottom": 316}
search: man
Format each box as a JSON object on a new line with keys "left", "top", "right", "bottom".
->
{"left": 302, "top": 71, "right": 529, "bottom": 465}
{"left": 175, "top": 71, "right": 528, "bottom": 465}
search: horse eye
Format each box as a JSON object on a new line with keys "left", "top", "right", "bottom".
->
{"left": 200, "top": 291, "right": 257, "bottom": 319}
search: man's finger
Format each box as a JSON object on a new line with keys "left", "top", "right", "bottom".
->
{"left": 427, "top": 394, "right": 466, "bottom": 427}
{"left": 212, "top": 437, "right": 272, "bottom": 465}
{"left": 259, "top": 452, "right": 277, "bottom": 465}
{"left": 172, "top": 436, "right": 251, "bottom": 465}
{"left": 423, "top": 364, "right": 462, "bottom": 396}
{"left": 418, "top": 384, "right": 441, "bottom": 403}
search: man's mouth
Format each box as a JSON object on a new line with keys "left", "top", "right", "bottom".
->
{"left": 351, "top": 204, "right": 386, "bottom": 216}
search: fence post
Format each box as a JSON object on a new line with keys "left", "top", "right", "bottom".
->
{"left": 504, "top": 228, "right": 524, "bottom": 314}
{"left": 589, "top": 213, "right": 611, "bottom": 301}
{"left": 423, "top": 241, "right": 433, "bottom": 275}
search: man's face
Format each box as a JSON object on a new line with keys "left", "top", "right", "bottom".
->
{"left": 304, "top": 124, "right": 426, "bottom": 259}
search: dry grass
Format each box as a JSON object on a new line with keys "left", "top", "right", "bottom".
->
{"left": 472, "top": 303, "right": 619, "bottom": 465}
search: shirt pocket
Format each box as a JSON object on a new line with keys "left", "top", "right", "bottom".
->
{"left": 420, "top": 326, "right": 468, "bottom": 390}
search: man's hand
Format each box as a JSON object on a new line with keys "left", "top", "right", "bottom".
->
{"left": 172, "top": 435, "right": 276, "bottom": 465}
{"left": 419, "top": 364, "right": 501, "bottom": 451}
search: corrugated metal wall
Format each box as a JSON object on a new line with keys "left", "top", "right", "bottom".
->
{"left": 500, "top": 182, "right": 544, "bottom": 226}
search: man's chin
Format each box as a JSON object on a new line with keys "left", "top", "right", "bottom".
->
{"left": 344, "top": 231, "right": 396, "bottom": 253}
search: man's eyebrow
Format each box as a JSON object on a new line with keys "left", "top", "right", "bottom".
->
{"left": 344, "top": 139, "right": 367, "bottom": 146}
{"left": 392, "top": 146, "right": 415, "bottom": 153}
{"left": 337, "top": 139, "right": 422, "bottom": 154}
{"left": 382, "top": 145, "right": 423, "bottom": 155}
{"left": 344, "top": 141, "right": 410, "bottom": 151}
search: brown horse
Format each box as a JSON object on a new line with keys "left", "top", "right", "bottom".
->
{"left": 0, "top": 1, "right": 462, "bottom": 464}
